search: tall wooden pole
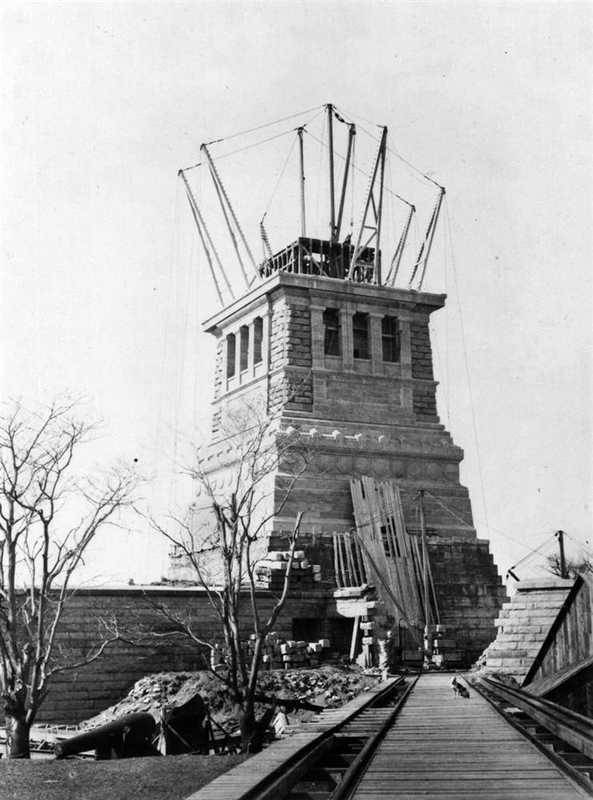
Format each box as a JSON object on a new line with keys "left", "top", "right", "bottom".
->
{"left": 201, "top": 143, "right": 258, "bottom": 279}
{"left": 374, "top": 127, "right": 387, "bottom": 285}
{"left": 336, "top": 123, "right": 355, "bottom": 241}
{"left": 556, "top": 530, "right": 567, "bottom": 578}
{"left": 327, "top": 103, "right": 336, "bottom": 243}
{"left": 297, "top": 127, "right": 306, "bottom": 237}
{"left": 419, "top": 489, "right": 431, "bottom": 627}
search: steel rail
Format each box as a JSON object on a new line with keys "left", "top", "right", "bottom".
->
{"left": 329, "top": 674, "right": 418, "bottom": 800}
{"left": 246, "top": 674, "right": 410, "bottom": 800}
{"left": 473, "top": 675, "right": 593, "bottom": 797}
{"left": 477, "top": 675, "right": 593, "bottom": 758}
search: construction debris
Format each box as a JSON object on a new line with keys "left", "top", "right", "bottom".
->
{"left": 254, "top": 550, "right": 322, "bottom": 590}
{"left": 253, "top": 631, "right": 330, "bottom": 669}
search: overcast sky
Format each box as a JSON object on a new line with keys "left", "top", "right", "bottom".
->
{"left": 2, "top": 1, "right": 591, "bottom": 585}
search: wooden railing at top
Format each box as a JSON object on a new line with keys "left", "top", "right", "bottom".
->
{"left": 258, "top": 237, "right": 378, "bottom": 283}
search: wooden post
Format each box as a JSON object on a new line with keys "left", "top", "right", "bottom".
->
{"left": 336, "top": 123, "right": 355, "bottom": 241}
{"left": 327, "top": 103, "right": 336, "bottom": 243}
{"left": 297, "top": 127, "right": 306, "bottom": 238}
{"left": 556, "top": 530, "right": 568, "bottom": 578}
{"left": 374, "top": 127, "right": 387, "bottom": 285}
{"left": 419, "top": 489, "right": 431, "bottom": 627}
{"left": 349, "top": 615, "right": 361, "bottom": 662}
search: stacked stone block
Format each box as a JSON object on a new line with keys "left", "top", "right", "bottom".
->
{"left": 477, "top": 577, "right": 573, "bottom": 683}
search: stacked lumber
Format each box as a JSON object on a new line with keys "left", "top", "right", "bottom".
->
{"left": 250, "top": 632, "right": 331, "bottom": 670}
{"left": 254, "top": 550, "right": 322, "bottom": 591}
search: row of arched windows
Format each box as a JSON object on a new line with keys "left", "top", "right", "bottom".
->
{"left": 226, "top": 317, "right": 263, "bottom": 378}
{"left": 323, "top": 309, "right": 401, "bottom": 362}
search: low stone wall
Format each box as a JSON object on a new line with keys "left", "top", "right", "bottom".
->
{"left": 39, "top": 586, "right": 327, "bottom": 724}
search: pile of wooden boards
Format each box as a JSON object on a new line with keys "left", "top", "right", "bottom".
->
{"left": 254, "top": 550, "right": 322, "bottom": 590}
{"left": 249, "top": 631, "right": 331, "bottom": 669}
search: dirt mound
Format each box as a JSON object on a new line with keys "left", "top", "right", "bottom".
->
{"left": 85, "top": 666, "right": 381, "bottom": 733}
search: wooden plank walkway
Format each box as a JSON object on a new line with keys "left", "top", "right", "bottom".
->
{"left": 351, "top": 672, "right": 588, "bottom": 799}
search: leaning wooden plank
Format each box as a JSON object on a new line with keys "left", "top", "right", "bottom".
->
{"left": 332, "top": 532, "right": 342, "bottom": 588}
{"left": 349, "top": 615, "right": 361, "bottom": 662}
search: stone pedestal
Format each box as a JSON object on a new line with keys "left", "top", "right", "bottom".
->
{"left": 177, "top": 270, "right": 506, "bottom": 665}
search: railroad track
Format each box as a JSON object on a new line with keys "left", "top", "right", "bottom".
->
{"left": 187, "top": 674, "right": 413, "bottom": 800}
{"left": 473, "top": 675, "right": 593, "bottom": 797}
{"left": 188, "top": 673, "right": 592, "bottom": 800}
{"left": 279, "top": 675, "right": 416, "bottom": 800}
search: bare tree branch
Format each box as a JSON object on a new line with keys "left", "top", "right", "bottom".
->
{"left": 0, "top": 399, "right": 137, "bottom": 757}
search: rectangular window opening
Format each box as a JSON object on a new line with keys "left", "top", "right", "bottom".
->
{"left": 353, "top": 312, "right": 370, "bottom": 359}
{"left": 226, "top": 334, "right": 236, "bottom": 378}
{"left": 382, "top": 316, "right": 400, "bottom": 363}
{"left": 254, "top": 317, "right": 263, "bottom": 365}
{"left": 240, "top": 325, "right": 249, "bottom": 372}
{"left": 323, "top": 308, "right": 341, "bottom": 356}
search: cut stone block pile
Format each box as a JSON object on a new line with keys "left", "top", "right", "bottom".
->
{"left": 252, "top": 631, "right": 331, "bottom": 669}
{"left": 254, "top": 550, "right": 322, "bottom": 590}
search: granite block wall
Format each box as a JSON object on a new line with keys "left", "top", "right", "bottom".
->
{"left": 37, "top": 587, "right": 327, "bottom": 723}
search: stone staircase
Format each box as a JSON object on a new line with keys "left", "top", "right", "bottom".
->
{"left": 476, "top": 577, "right": 575, "bottom": 685}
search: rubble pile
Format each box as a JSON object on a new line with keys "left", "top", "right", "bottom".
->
{"left": 254, "top": 550, "right": 322, "bottom": 590}
{"left": 257, "top": 666, "right": 379, "bottom": 708}
{"left": 84, "top": 666, "right": 381, "bottom": 734}
{"left": 253, "top": 632, "right": 331, "bottom": 669}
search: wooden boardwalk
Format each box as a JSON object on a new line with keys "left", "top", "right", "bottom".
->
{"left": 351, "top": 673, "right": 588, "bottom": 800}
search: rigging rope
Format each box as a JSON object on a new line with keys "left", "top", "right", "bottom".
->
{"left": 444, "top": 197, "right": 491, "bottom": 538}
{"left": 421, "top": 489, "right": 560, "bottom": 576}
{"left": 314, "top": 111, "right": 327, "bottom": 233}
{"left": 202, "top": 104, "right": 323, "bottom": 146}
{"left": 263, "top": 132, "right": 298, "bottom": 216}
{"left": 303, "top": 129, "right": 413, "bottom": 209}
{"left": 335, "top": 105, "right": 444, "bottom": 190}
{"left": 181, "top": 127, "right": 296, "bottom": 173}
{"left": 508, "top": 535, "right": 557, "bottom": 572}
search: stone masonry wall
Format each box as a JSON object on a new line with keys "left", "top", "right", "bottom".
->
{"left": 410, "top": 320, "right": 434, "bottom": 380}
{"left": 213, "top": 338, "right": 224, "bottom": 400}
{"left": 269, "top": 295, "right": 313, "bottom": 416}
{"left": 410, "top": 319, "right": 438, "bottom": 421}
{"left": 38, "top": 587, "right": 327, "bottom": 723}
{"left": 428, "top": 538, "right": 507, "bottom": 664}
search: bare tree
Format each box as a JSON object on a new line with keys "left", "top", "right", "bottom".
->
{"left": 0, "top": 400, "right": 136, "bottom": 758}
{"left": 149, "top": 405, "right": 308, "bottom": 751}
{"left": 547, "top": 553, "right": 593, "bottom": 579}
